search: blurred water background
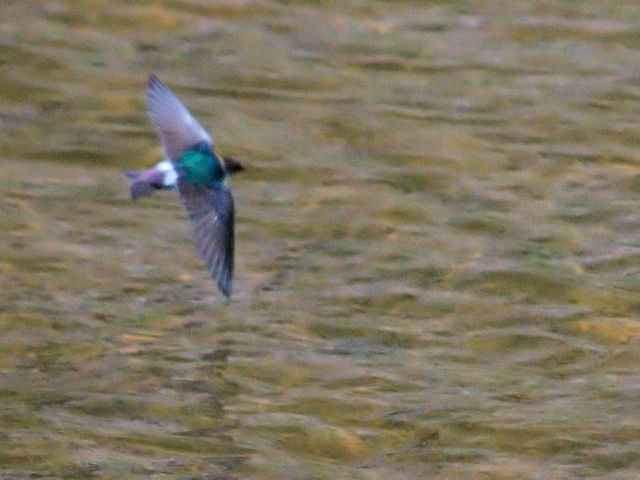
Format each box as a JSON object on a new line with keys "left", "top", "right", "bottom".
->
{"left": 3, "top": 1, "right": 640, "bottom": 478}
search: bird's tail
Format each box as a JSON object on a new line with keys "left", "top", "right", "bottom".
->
{"left": 124, "top": 170, "right": 157, "bottom": 200}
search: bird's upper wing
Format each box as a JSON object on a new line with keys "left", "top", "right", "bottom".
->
{"left": 146, "top": 74, "right": 213, "bottom": 161}
{"left": 177, "top": 178, "right": 234, "bottom": 297}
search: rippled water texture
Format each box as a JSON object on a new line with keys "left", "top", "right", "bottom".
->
{"left": 3, "top": 1, "right": 640, "bottom": 478}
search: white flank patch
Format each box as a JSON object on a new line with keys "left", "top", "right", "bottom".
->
{"left": 157, "top": 160, "right": 178, "bottom": 187}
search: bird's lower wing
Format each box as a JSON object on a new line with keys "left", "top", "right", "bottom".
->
{"left": 177, "top": 179, "right": 234, "bottom": 297}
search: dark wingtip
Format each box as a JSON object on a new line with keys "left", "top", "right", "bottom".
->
{"left": 215, "top": 261, "right": 233, "bottom": 298}
{"left": 147, "top": 74, "right": 167, "bottom": 99}
{"left": 147, "top": 73, "right": 160, "bottom": 87}
{"left": 222, "top": 156, "right": 245, "bottom": 175}
{"left": 216, "top": 270, "right": 233, "bottom": 298}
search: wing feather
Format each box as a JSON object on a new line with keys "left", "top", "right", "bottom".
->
{"left": 177, "top": 178, "right": 234, "bottom": 297}
{"left": 146, "top": 74, "right": 213, "bottom": 161}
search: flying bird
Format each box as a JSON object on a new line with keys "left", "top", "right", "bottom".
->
{"left": 129, "top": 74, "right": 241, "bottom": 297}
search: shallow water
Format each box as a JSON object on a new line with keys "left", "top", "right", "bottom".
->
{"left": 2, "top": 1, "right": 640, "bottom": 478}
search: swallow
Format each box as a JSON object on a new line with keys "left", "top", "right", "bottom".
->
{"left": 131, "top": 74, "right": 241, "bottom": 297}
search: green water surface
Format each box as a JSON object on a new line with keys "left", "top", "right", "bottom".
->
{"left": 2, "top": 1, "right": 640, "bottom": 478}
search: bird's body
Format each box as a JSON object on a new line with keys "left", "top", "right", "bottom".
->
{"left": 126, "top": 74, "right": 240, "bottom": 297}
{"left": 125, "top": 155, "right": 243, "bottom": 200}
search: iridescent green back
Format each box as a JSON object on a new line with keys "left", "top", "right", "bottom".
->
{"left": 176, "top": 147, "right": 224, "bottom": 186}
